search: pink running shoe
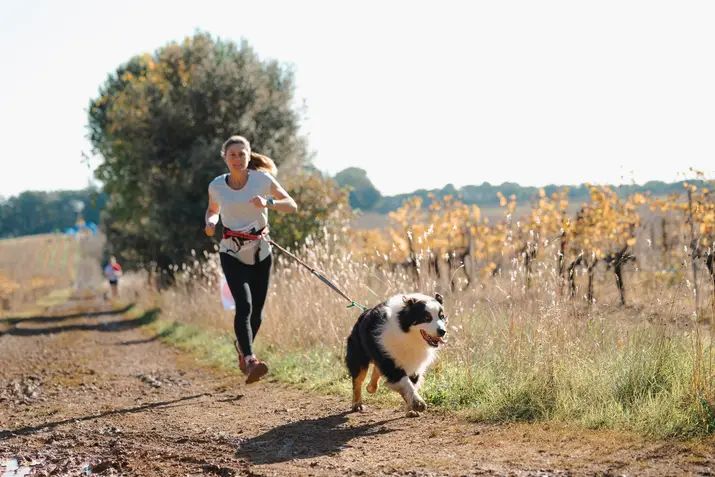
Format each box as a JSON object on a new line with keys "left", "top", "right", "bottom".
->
{"left": 245, "top": 357, "right": 268, "bottom": 384}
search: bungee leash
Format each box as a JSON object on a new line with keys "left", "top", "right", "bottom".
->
{"left": 222, "top": 228, "right": 369, "bottom": 312}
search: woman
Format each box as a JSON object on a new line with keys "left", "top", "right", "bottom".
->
{"left": 205, "top": 135, "right": 297, "bottom": 384}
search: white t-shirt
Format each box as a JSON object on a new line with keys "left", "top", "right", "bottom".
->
{"left": 209, "top": 170, "right": 276, "bottom": 264}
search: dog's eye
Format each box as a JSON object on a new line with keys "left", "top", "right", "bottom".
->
{"left": 424, "top": 313, "right": 433, "bottom": 322}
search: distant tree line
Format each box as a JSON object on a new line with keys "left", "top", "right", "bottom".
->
{"left": 334, "top": 169, "right": 706, "bottom": 213}
{"left": 0, "top": 188, "right": 105, "bottom": 238}
{"left": 1, "top": 178, "right": 706, "bottom": 241}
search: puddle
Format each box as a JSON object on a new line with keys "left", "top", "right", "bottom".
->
{"left": 1, "top": 459, "right": 32, "bottom": 477}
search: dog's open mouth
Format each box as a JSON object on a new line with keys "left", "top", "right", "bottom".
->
{"left": 420, "top": 329, "right": 444, "bottom": 347}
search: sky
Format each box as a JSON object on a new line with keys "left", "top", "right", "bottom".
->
{"left": 1, "top": 0, "right": 714, "bottom": 198}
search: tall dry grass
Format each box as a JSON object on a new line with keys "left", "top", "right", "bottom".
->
{"left": 123, "top": 227, "right": 715, "bottom": 438}
{"left": 0, "top": 233, "right": 84, "bottom": 310}
{"left": 2, "top": 224, "right": 711, "bottom": 437}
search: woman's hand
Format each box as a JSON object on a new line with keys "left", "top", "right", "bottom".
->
{"left": 249, "top": 195, "right": 268, "bottom": 209}
{"left": 204, "top": 222, "right": 216, "bottom": 237}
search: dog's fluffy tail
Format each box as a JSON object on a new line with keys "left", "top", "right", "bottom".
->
{"left": 345, "top": 315, "right": 370, "bottom": 378}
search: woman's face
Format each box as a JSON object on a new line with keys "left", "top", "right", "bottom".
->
{"left": 224, "top": 142, "right": 250, "bottom": 171}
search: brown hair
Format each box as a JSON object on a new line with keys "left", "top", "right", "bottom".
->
{"left": 221, "top": 135, "right": 277, "bottom": 176}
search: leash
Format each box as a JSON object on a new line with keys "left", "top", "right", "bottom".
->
{"left": 223, "top": 228, "right": 369, "bottom": 312}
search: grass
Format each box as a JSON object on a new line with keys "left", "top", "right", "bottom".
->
{"left": 0, "top": 232, "right": 103, "bottom": 310}
{"left": 4, "top": 231, "right": 715, "bottom": 440}
{"left": 116, "top": 225, "right": 715, "bottom": 440}
{"left": 141, "top": 313, "right": 406, "bottom": 408}
{"left": 35, "top": 288, "right": 75, "bottom": 308}
{"left": 136, "top": 299, "right": 714, "bottom": 439}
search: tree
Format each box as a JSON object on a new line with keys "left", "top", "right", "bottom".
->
{"left": 88, "top": 32, "right": 315, "bottom": 272}
{"left": 334, "top": 167, "right": 382, "bottom": 211}
{"left": 0, "top": 189, "right": 105, "bottom": 238}
{"left": 270, "top": 171, "right": 351, "bottom": 247}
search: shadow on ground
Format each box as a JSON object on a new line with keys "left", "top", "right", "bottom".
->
{"left": 235, "top": 411, "right": 398, "bottom": 464}
{"left": 0, "top": 307, "right": 159, "bottom": 337}
{"left": 116, "top": 322, "right": 181, "bottom": 346}
{"left": 0, "top": 392, "right": 209, "bottom": 440}
{"left": 0, "top": 303, "right": 136, "bottom": 325}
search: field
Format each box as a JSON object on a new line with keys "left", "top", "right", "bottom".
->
{"left": 0, "top": 234, "right": 81, "bottom": 311}
{"left": 138, "top": 227, "right": 715, "bottom": 439}
{"left": 1, "top": 184, "right": 715, "bottom": 474}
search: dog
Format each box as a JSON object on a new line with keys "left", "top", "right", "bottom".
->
{"left": 345, "top": 292, "right": 447, "bottom": 417}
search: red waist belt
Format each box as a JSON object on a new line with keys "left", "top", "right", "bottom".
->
{"left": 222, "top": 227, "right": 269, "bottom": 241}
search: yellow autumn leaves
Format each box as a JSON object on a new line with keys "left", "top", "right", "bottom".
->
{"left": 351, "top": 182, "right": 714, "bottom": 272}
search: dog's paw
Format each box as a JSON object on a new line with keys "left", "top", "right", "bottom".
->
{"left": 411, "top": 397, "right": 427, "bottom": 412}
{"left": 406, "top": 409, "right": 421, "bottom": 418}
{"left": 351, "top": 402, "right": 365, "bottom": 412}
{"left": 366, "top": 383, "right": 378, "bottom": 394}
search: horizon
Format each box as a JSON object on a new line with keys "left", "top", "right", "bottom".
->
{"left": 2, "top": 1, "right": 714, "bottom": 198}
{"left": 1, "top": 171, "right": 707, "bottom": 202}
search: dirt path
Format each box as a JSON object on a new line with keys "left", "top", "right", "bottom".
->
{"left": 1, "top": 292, "right": 714, "bottom": 476}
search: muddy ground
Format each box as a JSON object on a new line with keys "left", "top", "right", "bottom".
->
{"left": 1, "top": 291, "right": 714, "bottom": 476}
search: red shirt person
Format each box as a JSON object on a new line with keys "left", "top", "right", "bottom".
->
{"left": 104, "top": 256, "right": 123, "bottom": 298}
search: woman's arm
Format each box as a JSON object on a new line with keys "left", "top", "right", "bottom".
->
{"left": 205, "top": 189, "right": 221, "bottom": 237}
{"left": 249, "top": 179, "right": 298, "bottom": 213}
{"left": 268, "top": 180, "right": 298, "bottom": 213}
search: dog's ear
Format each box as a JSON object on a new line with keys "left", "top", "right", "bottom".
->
{"left": 402, "top": 295, "right": 417, "bottom": 307}
{"left": 435, "top": 293, "right": 443, "bottom": 304}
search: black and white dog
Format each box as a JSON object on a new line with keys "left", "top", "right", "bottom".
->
{"left": 345, "top": 293, "right": 447, "bottom": 417}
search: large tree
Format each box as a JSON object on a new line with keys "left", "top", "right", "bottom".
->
{"left": 334, "top": 167, "right": 382, "bottom": 211}
{"left": 88, "top": 32, "right": 333, "bottom": 272}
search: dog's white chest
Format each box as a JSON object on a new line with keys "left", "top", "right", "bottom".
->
{"left": 378, "top": 322, "right": 436, "bottom": 375}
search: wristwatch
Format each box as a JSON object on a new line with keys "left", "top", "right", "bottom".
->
{"left": 267, "top": 198, "right": 275, "bottom": 207}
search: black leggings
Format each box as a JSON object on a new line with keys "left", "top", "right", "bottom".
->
{"left": 220, "top": 252, "right": 272, "bottom": 357}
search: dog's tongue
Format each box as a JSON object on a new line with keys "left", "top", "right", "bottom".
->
{"left": 421, "top": 329, "right": 446, "bottom": 346}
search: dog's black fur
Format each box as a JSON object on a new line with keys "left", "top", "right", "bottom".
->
{"left": 345, "top": 293, "right": 446, "bottom": 416}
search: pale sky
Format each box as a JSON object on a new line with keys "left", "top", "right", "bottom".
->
{"left": 1, "top": 0, "right": 714, "bottom": 199}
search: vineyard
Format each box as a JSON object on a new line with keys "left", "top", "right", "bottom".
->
{"left": 351, "top": 179, "right": 715, "bottom": 316}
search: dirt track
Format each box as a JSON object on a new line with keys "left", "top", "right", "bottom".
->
{"left": 1, "top": 291, "right": 714, "bottom": 476}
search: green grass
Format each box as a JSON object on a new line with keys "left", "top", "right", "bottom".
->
{"left": 35, "top": 288, "right": 75, "bottom": 308}
{"left": 139, "top": 311, "right": 714, "bottom": 439}
{"left": 143, "top": 315, "right": 404, "bottom": 407}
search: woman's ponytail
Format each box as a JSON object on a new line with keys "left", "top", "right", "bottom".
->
{"left": 249, "top": 152, "right": 278, "bottom": 176}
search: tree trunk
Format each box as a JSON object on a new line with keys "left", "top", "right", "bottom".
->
{"left": 522, "top": 243, "right": 535, "bottom": 291}
{"left": 406, "top": 230, "right": 420, "bottom": 287}
{"left": 558, "top": 231, "right": 566, "bottom": 297}
{"left": 614, "top": 260, "right": 625, "bottom": 306}
{"left": 568, "top": 254, "right": 583, "bottom": 299}
{"left": 587, "top": 260, "right": 597, "bottom": 305}
{"left": 607, "top": 246, "right": 633, "bottom": 307}
{"left": 706, "top": 251, "right": 714, "bottom": 321}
